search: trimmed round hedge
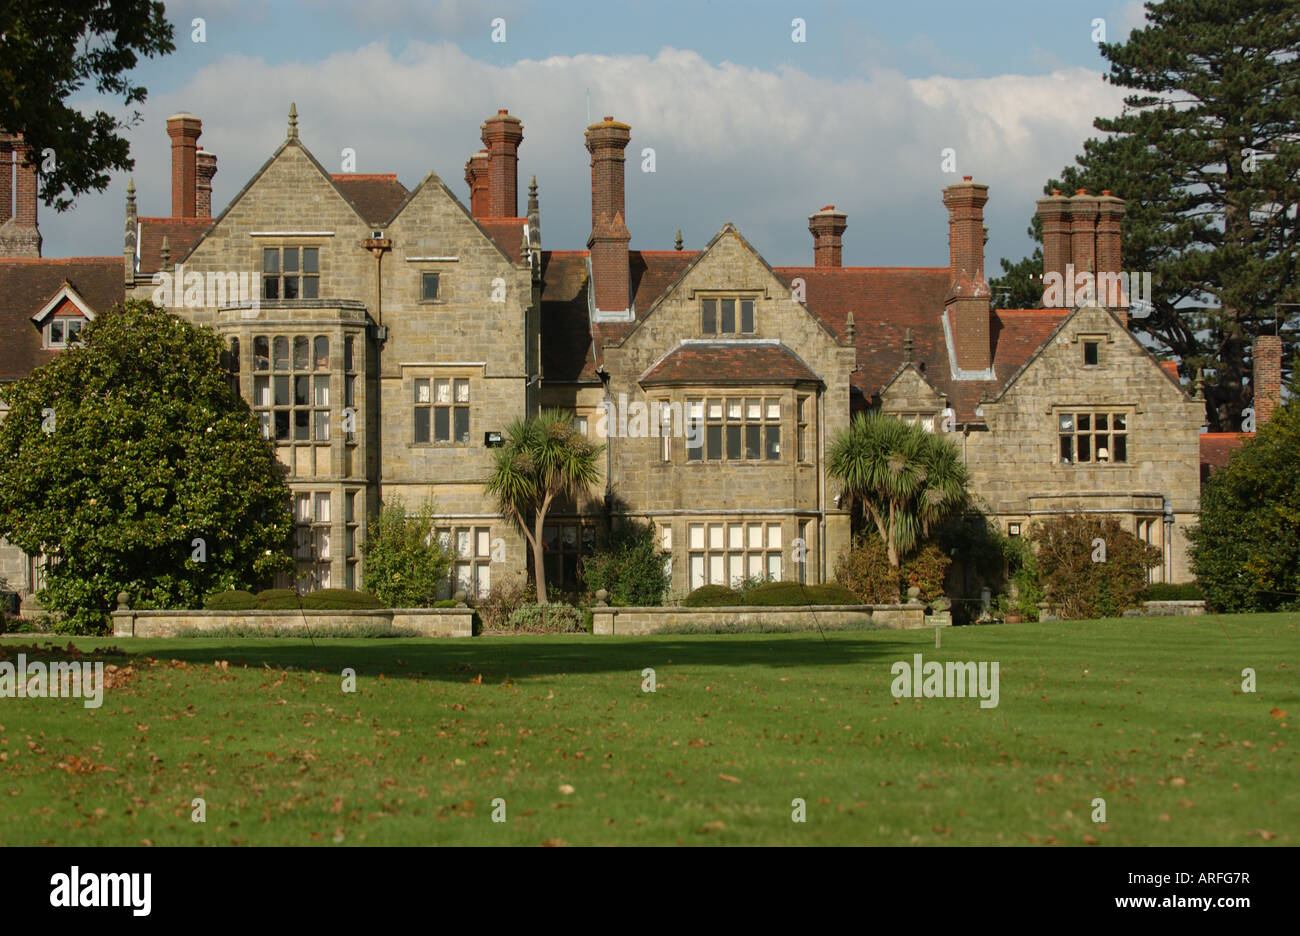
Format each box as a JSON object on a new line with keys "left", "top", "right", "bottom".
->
{"left": 682, "top": 581, "right": 864, "bottom": 607}
{"left": 201, "top": 588, "right": 386, "bottom": 611}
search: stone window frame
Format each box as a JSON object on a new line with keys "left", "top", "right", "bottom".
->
{"left": 435, "top": 525, "right": 493, "bottom": 599}
{"left": 891, "top": 411, "right": 939, "bottom": 432}
{"left": 1055, "top": 406, "right": 1131, "bottom": 466}
{"left": 687, "top": 521, "right": 783, "bottom": 590}
{"left": 699, "top": 294, "right": 759, "bottom": 336}
{"left": 261, "top": 245, "right": 320, "bottom": 300}
{"left": 251, "top": 333, "right": 333, "bottom": 444}
{"left": 690, "top": 395, "right": 783, "bottom": 464}
{"left": 292, "top": 490, "right": 333, "bottom": 589}
{"left": 410, "top": 368, "right": 474, "bottom": 447}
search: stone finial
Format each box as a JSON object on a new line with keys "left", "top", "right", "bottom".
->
{"left": 159, "top": 235, "right": 170, "bottom": 266}
{"left": 453, "top": 590, "right": 468, "bottom": 608}
{"left": 907, "top": 585, "right": 921, "bottom": 602}
{"left": 287, "top": 102, "right": 298, "bottom": 141}
{"left": 845, "top": 309, "right": 856, "bottom": 342}
{"left": 595, "top": 588, "right": 609, "bottom": 607}
{"left": 903, "top": 327, "right": 914, "bottom": 362}
{"left": 527, "top": 174, "right": 539, "bottom": 214}
{"left": 1194, "top": 367, "right": 1205, "bottom": 401}
{"left": 126, "top": 177, "right": 136, "bottom": 210}
{"left": 674, "top": 229, "right": 683, "bottom": 251}
{"left": 116, "top": 592, "right": 130, "bottom": 611}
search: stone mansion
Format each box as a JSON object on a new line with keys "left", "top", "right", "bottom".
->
{"left": 2, "top": 106, "right": 1282, "bottom": 610}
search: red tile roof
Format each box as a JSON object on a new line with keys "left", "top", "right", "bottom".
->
{"left": 331, "top": 174, "right": 409, "bottom": 226}
{"left": 772, "top": 266, "right": 1069, "bottom": 421}
{"left": 640, "top": 341, "right": 823, "bottom": 386}
{"left": 1161, "top": 360, "right": 1180, "bottom": 381}
{"left": 137, "top": 217, "right": 210, "bottom": 274}
{"left": 479, "top": 217, "right": 528, "bottom": 264}
{"left": 1200, "top": 432, "right": 1252, "bottom": 474}
{"left": 0, "top": 258, "right": 124, "bottom": 381}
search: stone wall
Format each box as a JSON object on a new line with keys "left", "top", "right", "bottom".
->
{"left": 591, "top": 603, "right": 928, "bottom": 635}
{"left": 112, "top": 607, "right": 474, "bottom": 638}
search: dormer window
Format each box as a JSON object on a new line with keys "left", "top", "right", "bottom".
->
{"left": 45, "top": 316, "right": 85, "bottom": 349}
{"left": 32, "top": 284, "right": 96, "bottom": 350}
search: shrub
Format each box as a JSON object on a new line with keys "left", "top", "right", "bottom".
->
{"left": 580, "top": 520, "right": 670, "bottom": 607}
{"left": 656, "top": 618, "right": 880, "bottom": 635}
{"left": 175, "top": 623, "right": 418, "bottom": 638}
{"left": 503, "top": 601, "right": 584, "bottom": 633}
{"left": 203, "top": 590, "right": 258, "bottom": 611}
{"left": 1031, "top": 514, "right": 1161, "bottom": 619}
{"left": 252, "top": 588, "right": 303, "bottom": 610}
{"left": 1140, "top": 582, "right": 1203, "bottom": 602}
{"left": 362, "top": 496, "right": 453, "bottom": 608}
{"left": 746, "top": 581, "right": 863, "bottom": 606}
{"left": 299, "top": 588, "right": 385, "bottom": 610}
{"left": 901, "top": 543, "right": 951, "bottom": 603}
{"left": 474, "top": 577, "right": 534, "bottom": 630}
{"left": 682, "top": 584, "right": 743, "bottom": 607}
{"left": 835, "top": 536, "right": 900, "bottom": 602}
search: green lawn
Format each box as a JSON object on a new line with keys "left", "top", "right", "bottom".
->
{"left": 1, "top": 614, "right": 1296, "bottom": 845}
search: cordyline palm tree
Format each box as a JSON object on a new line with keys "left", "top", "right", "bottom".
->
{"left": 484, "top": 410, "right": 604, "bottom": 603}
{"left": 828, "top": 411, "right": 969, "bottom": 568}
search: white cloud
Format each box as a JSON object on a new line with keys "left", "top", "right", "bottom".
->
{"left": 40, "top": 43, "right": 1126, "bottom": 272}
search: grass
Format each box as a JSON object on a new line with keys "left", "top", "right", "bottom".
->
{"left": 1, "top": 613, "right": 1296, "bottom": 845}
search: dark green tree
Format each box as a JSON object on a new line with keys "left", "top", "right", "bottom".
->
{"left": 994, "top": 0, "right": 1300, "bottom": 429}
{"left": 580, "top": 520, "right": 669, "bottom": 606}
{"left": 989, "top": 215, "right": 1045, "bottom": 309}
{"left": 1189, "top": 366, "right": 1300, "bottom": 611}
{"left": 0, "top": 300, "right": 293, "bottom": 631}
{"left": 362, "top": 496, "right": 453, "bottom": 607}
{"left": 0, "top": 1, "right": 175, "bottom": 210}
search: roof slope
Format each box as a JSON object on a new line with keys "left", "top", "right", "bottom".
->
{"left": 137, "top": 217, "right": 210, "bottom": 275}
{"left": 640, "top": 341, "right": 823, "bottom": 386}
{"left": 331, "top": 174, "right": 410, "bottom": 227}
{"left": 0, "top": 258, "right": 124, "bottom": 380}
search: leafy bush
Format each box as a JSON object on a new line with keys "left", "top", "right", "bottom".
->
{"left": 362, "top": 496, "right": 453, "bottom": 608}
{"left": 1031, "top": 514, "right": 1161, "bottom": 619}
{"left": 580, "top": 521, "right": 669, "bottom": 607}
{"left": 299, "top": 588, "right": 384, "bottom": 610}
{"left": 1140, "top": 582, "right": 1203, "bottom": 602}
{"left": 503, "top": 601, "right": 584, "bottom": 633}
{"left": 836, "top": 537, "right": 951, "bottom": 603}
{"left": 203, "top": 589, "right": 258, "bottom": 610}
{"left": 1190, "top": 379, "right": 1300, "bottom": 612}
{"left": 474, "top": 577, "right": 534, "bottom": 629}
{"left": 682, "top": 584, "right": 743, "bottom": 607}
{"left": 431, "top": 598, "right": 460, "bottom": 608}
{"left": 656, "top": 618, "right": 880, "bottom": 635}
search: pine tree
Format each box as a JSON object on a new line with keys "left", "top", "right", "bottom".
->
{"left": 995, "top": 0, "right": 1300, "bottom": 430}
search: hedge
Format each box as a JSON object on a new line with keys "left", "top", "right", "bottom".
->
{"left": 1139, "top": 582, "right": 1203, "bottom": 602}
{"left": 682, "top": 581, "right": 864, "bottom": 607}
{"left": 201, "top": 588, "right": 385, "bottom": 611}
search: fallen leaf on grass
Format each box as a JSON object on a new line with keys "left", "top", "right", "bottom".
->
{"left": 1270, "top": 707, "right": 1286, "bottom": 720}
{"left": 558, "top": 784, "right": 575, "bottom": 795}
{"left": 718, "top": 773, "right": 741, "bottom": 783}
{"left": 1253, "top": 829, "right": 1276, "bottom": 841}
{"left": 698, "top": 821, "right": 725, "bottom": 833}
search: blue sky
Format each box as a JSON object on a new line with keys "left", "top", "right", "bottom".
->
{"left": 43, "top": 0, "right": 1150, "bottom": 273}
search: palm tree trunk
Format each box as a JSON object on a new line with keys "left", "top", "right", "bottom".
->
{"left": 887, "top": 501, "right": 899, "bottom": 568}
{"left": 532, "top": 490, "right": 555, "bottom": 603}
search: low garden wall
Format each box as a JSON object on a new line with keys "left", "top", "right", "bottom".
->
{"left": 111, "top": 607, "right": 474, "bottom": 638}
{"left": 1123, "top": 600, "right": 1207, "bottom": 617}
{"left": 591, "top": 603, "right": 929, "bottom": 636}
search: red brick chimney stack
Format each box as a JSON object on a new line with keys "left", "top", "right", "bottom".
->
{"left": 480, "top": 110, "right": 524, "bottom": 218}
{"left": 1254, "top": 334, "right": 1282, "bottom": 427}
{"left": 585, "top": 116, "right": 632, "bottom": 315}
{"left": 0, "top": 139, "right": 11, "bottom": 224}
{"left": 942, "top": 176, "right": 991, "bottom": 372}
{"left": 1069, "top": 189, "right": 1099, "bottom": 278}
{"left": 195, "top": 147, "right": 217, "bottom": 218}
{"left": 464, "top": 150, "right": 490, "bottom": 217}
{"left": 1096, "top": 189, "right": 1126, "bottom": 321}
{"left": 166, "top": 113, "right": 202, "bottom": 218}
{"left": 808, "top": 205, "right": 847, "bottom": 268}
{"left": 0, "top": 137, "right": 41, "bottom": 257}
{"left": 1037, "top": 189, "right": 1070, "bottom": 305}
